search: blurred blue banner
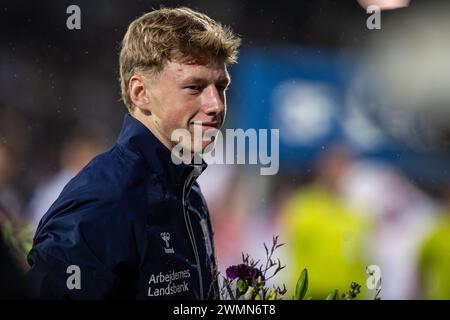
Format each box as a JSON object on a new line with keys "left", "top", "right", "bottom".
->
{"left": 228, "top": 45, "right": 450, "bottom": 183}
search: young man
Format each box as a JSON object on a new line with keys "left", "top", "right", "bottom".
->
{"left": 27, "top": 7, "right": 240, "bottom": 299}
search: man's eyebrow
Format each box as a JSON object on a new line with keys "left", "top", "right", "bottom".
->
{"left": 180, "top": 76, "right": 231, "bottom": 86}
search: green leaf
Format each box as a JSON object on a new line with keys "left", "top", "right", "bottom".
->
{"left": 294, "top": 268, "right": 308, "bottom": 300}
{"left": 325, "top": 289, "right": 338, "bottom": 300}
{"left": 2, "top": 220, "right": 14, "bottom": 244}
{"left": 236, "top": 279, "right": 248, "bottom": 296}
{"left": 266, "top": 288, "right": 277, "bottom": 300}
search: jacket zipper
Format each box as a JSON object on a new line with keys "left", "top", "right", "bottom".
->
{"left": 182, "top": 166, "right": 204, "bottom": 299}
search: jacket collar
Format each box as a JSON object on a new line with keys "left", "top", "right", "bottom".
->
{"left": 116, "top": 113, "right": 207, "bottom": 191}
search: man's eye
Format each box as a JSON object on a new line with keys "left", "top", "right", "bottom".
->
{"left": 216, "top": 85, "right": 227, "bottom": 92}
{"left": 185, "top": 85, "right": 202, "bottom": 92}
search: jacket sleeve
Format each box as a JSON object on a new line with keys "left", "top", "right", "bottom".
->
{"left": 26, "top": 188, "right": 138, "bottom": 299}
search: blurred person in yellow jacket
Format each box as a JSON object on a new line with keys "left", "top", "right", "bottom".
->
{"left": 418, "top": 186, "right": 450, "bottom": 300}
{"left": 277, "top": 146, "right": 373, "bottom": 299}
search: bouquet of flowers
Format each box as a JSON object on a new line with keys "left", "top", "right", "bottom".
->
{"left": 220, "top": 235, "right": 371, "bottom": 300}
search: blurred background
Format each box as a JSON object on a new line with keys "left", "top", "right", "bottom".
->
{"left": 1, "top": 0, "right": 450, "bottom": 299}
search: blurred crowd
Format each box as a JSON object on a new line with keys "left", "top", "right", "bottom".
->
{"left": 199, "top": 146, "right": 450, "bottom": 299}
{"left": 1, "top": 0, "right": 450, "bottom": 299}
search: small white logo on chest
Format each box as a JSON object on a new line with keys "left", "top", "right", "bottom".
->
{"left": 160, "top": 232, "right": 175, "bottom": 254}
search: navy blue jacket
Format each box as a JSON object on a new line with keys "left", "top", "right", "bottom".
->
{"left": 27, "top": 114, "right": 219, "bottom": 300}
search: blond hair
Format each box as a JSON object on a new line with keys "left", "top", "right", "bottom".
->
{"left": 119, "top": 7, "right": 241, "bottom": 111}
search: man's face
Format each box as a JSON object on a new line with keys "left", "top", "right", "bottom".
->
{"left": 140, "top": 59, "right": 230, "bottom": 153}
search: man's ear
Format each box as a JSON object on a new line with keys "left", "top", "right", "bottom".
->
{"left": 129, "top": 75, "right": 151, "bottom": 114}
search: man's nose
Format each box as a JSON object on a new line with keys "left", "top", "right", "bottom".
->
{"left": 201, "top": 85, "right": 225, "bottom": 115}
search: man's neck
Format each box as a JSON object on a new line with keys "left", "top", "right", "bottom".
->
{"left": 130, "top": 111, "right": 173, "bottom": 151}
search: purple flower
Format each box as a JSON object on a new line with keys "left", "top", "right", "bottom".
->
{"left": 226, "top": 264, "right": 264, "bottom": 285}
